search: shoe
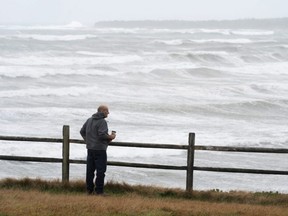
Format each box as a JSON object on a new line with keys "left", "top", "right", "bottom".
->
{"left": 96, "top": 193, "right": 109, "bottom": 197}
{"left": 87, "top": 190, "right": 94, "bottom": 195}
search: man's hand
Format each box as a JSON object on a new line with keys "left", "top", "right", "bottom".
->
{"left": 108, "top": 131, "right": 116, "bottom": 140}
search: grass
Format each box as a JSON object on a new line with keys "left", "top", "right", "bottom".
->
{"left": 0, "top": 178, "right": 288, "bottom": 216}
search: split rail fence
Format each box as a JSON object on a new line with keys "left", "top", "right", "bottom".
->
{"left": 1, "top": 125, "right": 288, "bottom": 191}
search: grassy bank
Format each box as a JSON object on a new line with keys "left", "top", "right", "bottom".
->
{"left": 1, "top": 178, "right": 288, "bottom": 216}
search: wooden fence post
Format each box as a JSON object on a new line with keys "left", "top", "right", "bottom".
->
{"left": 186, "top": 133, "right": 195, "bottom": 192}
{"left": 62, "top": 125, "right": 70, "bottom": 182}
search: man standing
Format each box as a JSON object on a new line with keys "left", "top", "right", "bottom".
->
{"left": 80, "top": 105, "right": 116, "bottom": 195}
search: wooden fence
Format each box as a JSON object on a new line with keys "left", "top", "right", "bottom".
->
{"left": 1, "top": 125, "right": 288, "bottom": 192}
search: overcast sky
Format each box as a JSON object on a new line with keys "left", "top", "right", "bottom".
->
{"left": 0, "top": 0, "right": 288, "bottom": 25}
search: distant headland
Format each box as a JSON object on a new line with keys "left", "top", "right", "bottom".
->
{"left": 94, "top": 17, "right": 288, "bottom": 29}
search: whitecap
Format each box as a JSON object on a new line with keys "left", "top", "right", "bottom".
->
{"left": 199, "top": 28, "right": 231, "bottom": 35}
{"left": 0, "top": 54, "right": 142, "bottom": 68}
{"left": 0, "top": 86, "right": 98, "bottom": 98}
{"left": 231, "top": 30, "right": 274, "bottom": 36}
{"left": 190, "top": 38, "right": 253, "bottom": 44}
{"left": 3, "top": 34, "right": 97, "bottom": 41}
{"left": 65, "top": 21, "right": 84, "bottom": 28}
{"left": 76, "top": 51, "right": 112, "bottom": 56}
{"left": 0, "top": 66, "right": 117, "bottom": 78}
{"left": 152, "top": 39, "right": 183, "bottom": 45}
{"left": 0, "top": 22, "right": 87, "bottom": 30}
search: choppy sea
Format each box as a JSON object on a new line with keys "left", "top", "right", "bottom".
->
{"left": 0, "top": 20, "right": 288, "bottom": 192}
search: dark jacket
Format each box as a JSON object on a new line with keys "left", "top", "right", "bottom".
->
{"left": 80, "top": 112, "right": 110, "bottom": 150}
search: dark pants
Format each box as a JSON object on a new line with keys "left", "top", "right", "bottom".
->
{"left": 86, "top": 149, "right": 107, "bottom": 194}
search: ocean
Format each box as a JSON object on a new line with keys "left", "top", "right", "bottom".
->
{"left": 0, "top": 19, "right": 288, "bottom": 192}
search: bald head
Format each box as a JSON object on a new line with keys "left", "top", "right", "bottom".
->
{"left": 98, "top": 105, "right": 108, "bottom": 112}
{"left": 98, "top": 105, "right": 110, "bottom": 118}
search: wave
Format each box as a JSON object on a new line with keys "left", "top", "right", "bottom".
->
{"left": 231, "top": 30, "right": 274, "bottom": 36}
{"left": 3, "top": 34, "right": 273, "bottom": 43}
{"left": 171, "top": 51, "right": 227, "bottom": 62}
{"left": 3, "top": 53, "right": 286, "bottom": 80}
{"left": 0, "top": 21, "right": 86, "bottom": 30}
{"left": 64, "top": 21, "right": 84, "bottom": 28}
{"left": 75, "top": 51, "right": 113, "bottom": 56}
{"left": 168, "top": 50, "right": 288, "bottom": 66}
{"left": 190, "top": 38, "right": 253, "bottom": 44}
{"left": 168, "top": 51, "right": 244, "bottom": 66}
{"left": 0, "top": 68, "right": 106, "bottom": 79}
{"left": 153, "top": 38, "right": 256, "bottom": 45}
{"left": 0, "top": 34, "right": 98, "bottom": 41}
{"left": 212, "top": 100, "right": 288, "bottom": 115}
{"left": 187, "top": 29, "right": 274, "bottom": 36}
{"left": 0, "top": 51, "right": 142, "bottom": 67}
{"left": 226, "top": 62, "right": 288, "bottom": 75}
{"left": 0, "top": 86, "right": 99, "bottom": 98}
{"left": 184, "top": 67, "right": 227, "bottom": 77}
{"left": 0, "top": 65, "right": 122, "bottom": 78}
{"left": 149, "top": 28, "right": 231, "bottom": 35}
{"left": 176, "top": 99, "right": 288, "bottom": 121}
{"left": 152, "top": 39, "right": 184, "bottom": 45}
{"left": 146, "top": 66, "right": 228, "bottom": 80}
{"left": 92, "top": 28, "right": 275, "bottom": 36}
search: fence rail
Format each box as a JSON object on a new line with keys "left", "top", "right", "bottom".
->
{"left": 1, "top": 125, "right": 288, "bottom": 191}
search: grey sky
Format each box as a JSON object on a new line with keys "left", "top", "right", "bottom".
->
{"left": 0, "top": 0, "right": 288, "bottom": 25}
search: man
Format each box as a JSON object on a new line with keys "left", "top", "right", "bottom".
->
{"left": 80, "top": 105, "right": 116, "bottom": 195}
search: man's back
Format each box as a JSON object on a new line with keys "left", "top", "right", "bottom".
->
{"left": 80, "top": 112, "right": 109, "bottom": 150}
